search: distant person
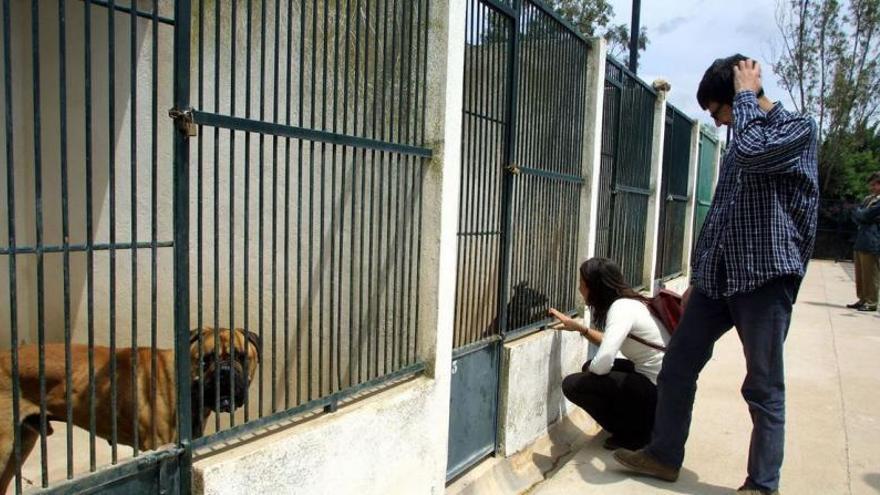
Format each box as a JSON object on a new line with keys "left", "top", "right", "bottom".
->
{"left": 847, "top": 171, "right": 880, "bottom": 311}
{"left": 549, "top": 258, "right": 670, "bottom": 451}
{"left": 613, "top": 55, "right": 819, "bottom": 495}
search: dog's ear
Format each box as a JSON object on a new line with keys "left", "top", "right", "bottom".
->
{"left": 189, "top": 328, "right": 203, "bottom": 345}
{"left": 245, "top": 330, "right": 262, "bottom": 355}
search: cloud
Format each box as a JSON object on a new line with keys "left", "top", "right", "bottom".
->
{"left": 654, "top": 16, "right": 690, "bottom": 36}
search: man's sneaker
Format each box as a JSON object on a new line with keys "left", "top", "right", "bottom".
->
{"left": 857, "top": 304, "right": 878, "bottom": 312}
{"left": 737, "top": 483, "right": 780, "bottom": 494}
{"left": 612, "top": 448, "right": 680, "bottom": 482}
{"left": 846, "top": 300, "right": 864, "bottom": 309}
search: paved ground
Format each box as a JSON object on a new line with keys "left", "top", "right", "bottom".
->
{"left": 529, "top": 260, "right": 880, "bottom": 495}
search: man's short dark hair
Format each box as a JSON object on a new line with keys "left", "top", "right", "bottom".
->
{"left": 697, "top": 54, "right": 764, "bottom": 109}
{"left": 868, "top": 171, "right": 880, "bottom": 184}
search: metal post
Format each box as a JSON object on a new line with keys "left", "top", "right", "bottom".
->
{"left": 628, "top": 0, "right": 640, "bottom": 73}
{"left": 172, "top": 0, "right": 192, "bottom": 493}
{"left": 497, "top": 0, "right": 520, "bottom": 337}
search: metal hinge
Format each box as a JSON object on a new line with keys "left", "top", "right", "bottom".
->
{"left": 168, "top": 107, "right": 197, "bottom": 137}
{"left": 505, "top": 163, "right": 521, "bottom": 175}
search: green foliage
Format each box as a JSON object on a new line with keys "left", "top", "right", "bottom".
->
{"left": 821, "top": 124, "right": 880, "bottom": 199}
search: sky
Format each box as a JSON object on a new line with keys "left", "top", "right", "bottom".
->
{"left": 607, "top": 0, "right": 789, "bottom": 130}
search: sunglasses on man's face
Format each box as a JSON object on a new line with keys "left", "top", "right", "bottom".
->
{"left": 709, "top": 105, "right": 727, "bottom": 121}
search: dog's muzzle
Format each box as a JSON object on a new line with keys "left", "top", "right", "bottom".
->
{"left": 203, "top": 359, "right": 249, "bottom": 413}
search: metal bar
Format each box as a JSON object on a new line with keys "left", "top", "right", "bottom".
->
{"left": 107, "top": 0, "right": 120, "bottom": 465}
{"left": 129, "top": 0, "right": 140, "bottom": 456}
{"left": 613, "top": 184, "right": 651, "bottom": 196}
{"left": 528, "top": 0, "right": 590, "bottom": 45}
{"left": 0, "top": 241, "right": 174, "bottom": 255}
{"left": 56, "top": 0, "right": 75, "bottom": 478}
{"left": 346, "top": 0, "right": 356, "bottom": 389}
{"left": 606, "top": 56, "right": 656, "bottom": 95}
{"left": 474, "top": 0, "right": 489, "bottom": 344}
{"left": 413, "top": 0, "right": 427, "bottom": 362}
{"left": 283, "top": 0, "right": 293, "bottom": 410}
{"left": 149, "top": 0, "right": 160, "bottom": 451}
{"left": 75, "top": 0, "right": 174, "bottom": 25}
{"left": 29, "top": 448, "right": 185, "bottom": 495}
{"left": 397, "top": 0, "right": 414, "bottom": 364}
{"left": 270, "top": 0, "right": 281, "bottom": 413}
{"left": 212, "top": 0, "right": 222, "bottom": 431}
{"left": 196, "top": 0, "right": 206, "bottom": 427}
{"left": 479, "top": 0, "right": 516, "bottom": 19}
{"left": 462, "top": 109, "right": 506, "bottom": 126}
{"left": 366, "top": 0, "right": 380, "bottom": 379}
{"left": 384, "top": 0, "right": 398, "bottom": 375}
{"left": 497, "top": 0, "right": 521, "bottom": 337}
{"left": 320, "top": 0, "right": 329, "bottom": 394}
{"left": 452, "top": 334, "right": 502, "bottom": 360}
{"left": 257, "top": 0, "right": 266, "bottom": 417}
{"left": 297, "top": 0, "right": 306, "bottom": 406}
{"left": 82, "top": 0, "right": 97, "bottom": 472}
{"left": 243, "top": 0, "right": 253, "bottom": 425}
{"left": 29, "top": 2, "right": 50, "bottom": 485}
{"left": 515, "top": 166, "right": 585, "bottom": 184}
{"left": 229, "top": 0, "right": 239, "bottom": 427}
{"left": 455, "top": 0, "right": 473, "bottom": 346}
{"left": 192, "top": 363, "right": 427, "bottom": 450}
{"left": 332, "top": 0, "right": 345, "bottom": 393}
{"left": 172, "top": 0, "right": 193, "bottom": 490}
{"left": 2, "top": 1, "right": 22, "bottom": 490}
{"left": 308, "top": 0, "right": 318, "bottom": 398}
{"left": 334, "top": 0, "right": 346, "bottom": 389}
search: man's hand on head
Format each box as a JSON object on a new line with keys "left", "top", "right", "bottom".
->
{"left": 733, "top": 59, "right": 763, "bottom": 95}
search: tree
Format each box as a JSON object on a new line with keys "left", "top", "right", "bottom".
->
{"left": 772, "top": 0, "right": 880, "bottom": 195}
{"left": 548, "top": 0, "right": 648, "bottom": 64}
{"left": 604, "top": 23, "right": 648, "bottom": 64}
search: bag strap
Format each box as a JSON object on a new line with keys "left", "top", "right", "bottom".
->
{"left": 627, "top": 333, "right": 667, "bottom": 352}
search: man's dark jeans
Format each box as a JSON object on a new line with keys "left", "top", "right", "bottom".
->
{"left": 646, "top": 276, "right": 800, "bottom": 491}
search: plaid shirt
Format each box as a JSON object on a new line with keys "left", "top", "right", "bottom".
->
{"left": 691, "top": 91, "right": 819, "bottom": 298}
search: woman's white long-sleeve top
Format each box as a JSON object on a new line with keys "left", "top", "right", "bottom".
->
{"left": 587, "top": 298, "right": 671, "bottom": 384}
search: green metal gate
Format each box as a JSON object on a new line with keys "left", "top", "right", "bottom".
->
{"left": 595, "top": 57, "right": 656, "bottom": 289}
{"left": 694, "top": 127, "right": 719, "bottom": 243}
{"left": 3, "top": 0, "right": 431, "bottom": 493}
{"left": 448, "top": 0, "right": 588, "bottom": 480}
{"left": 655, "top": 105, "right": 693, "bottom": 280}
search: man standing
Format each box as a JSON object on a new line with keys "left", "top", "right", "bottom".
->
{"left": 847, "top": 171, "right": 880, "bottom": 312}
{"left": 613, "top": 54, "right": 819, "bottom": 495}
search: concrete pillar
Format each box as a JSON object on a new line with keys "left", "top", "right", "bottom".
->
{"left": 417, "top": 0, "right": 466, "bottom": 484}
{"left": 642, "top": 82, "right": 668, "bottom": 293}
{"left": 582, "top": 38, "right": 607, "bottom": 264}
{"left": 680, "top": 121, "right": 701, "bottom": 280}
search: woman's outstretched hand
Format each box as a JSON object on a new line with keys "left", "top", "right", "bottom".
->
{"left": 548, "top": 307, "right": 581, "bottom": 332}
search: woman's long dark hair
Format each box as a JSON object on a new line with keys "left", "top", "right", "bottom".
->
{"left": 579, "top": 257, "right": 646, "bottom": 329}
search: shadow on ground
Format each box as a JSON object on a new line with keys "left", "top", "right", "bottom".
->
{"left": 864, "top": 473, "right": 880, "bottom": 493}
{"left": 536, "top": 433, "right": 737, "bottom": 495}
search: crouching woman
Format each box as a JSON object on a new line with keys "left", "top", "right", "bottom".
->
{"left": 549, "top": 257, "right": 670, "bottom": 451}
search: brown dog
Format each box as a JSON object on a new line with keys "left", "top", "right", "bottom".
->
{"left": 0, "top": 327, "right": 261, "bottom": 493}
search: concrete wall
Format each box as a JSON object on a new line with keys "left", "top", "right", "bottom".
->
{"left": 194, "top": 377, "right": 448, "bottom": 495}
{"left": 497, "top": 330, "right": 588, "bottom": 456}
